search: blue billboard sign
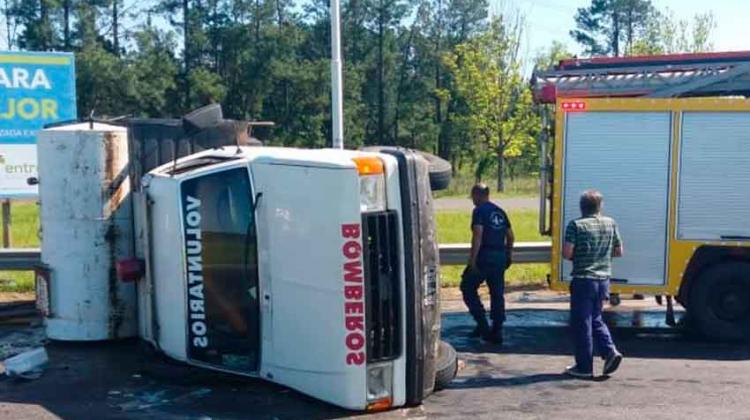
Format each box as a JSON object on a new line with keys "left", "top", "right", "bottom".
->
{"left": 0, "top": 51, "right": 77, "bottom": 198}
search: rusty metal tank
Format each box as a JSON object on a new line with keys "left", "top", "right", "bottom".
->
{"left": 36, "top": 122, "right": 137, "bottom": 341}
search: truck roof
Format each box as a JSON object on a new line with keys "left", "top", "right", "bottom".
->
{"left": 532, "top": 50, "right": 750, "bottom": 103}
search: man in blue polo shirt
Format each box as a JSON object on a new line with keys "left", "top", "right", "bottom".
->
{"left": 461, "top": 183, "right": 514, "bottom": 344}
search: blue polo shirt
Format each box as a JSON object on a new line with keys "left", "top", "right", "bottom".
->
{"left": 471, "top": 201, "right": 511, "bottom": 252}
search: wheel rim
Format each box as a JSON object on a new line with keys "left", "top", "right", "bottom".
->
{"left": 710, "top": 279, "right": 750, "bottom": 322}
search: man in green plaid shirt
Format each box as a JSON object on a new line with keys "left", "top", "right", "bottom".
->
{"left": 562, "top": 190, "right": 624, "bottom": 379}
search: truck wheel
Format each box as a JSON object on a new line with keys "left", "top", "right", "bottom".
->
{"left": 420, "top": 152, "right": 452, "bottom": 191}
{"left": 434, "top": 340, "right": 458, "bottom": 390}
{"left": 690, "top": 261, "right": 750, "bottom": 341}
{"left": 359, "top": 146, "right": 453, "bottom": 191}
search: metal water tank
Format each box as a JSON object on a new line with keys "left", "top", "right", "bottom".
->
{"left": 37, "top": 123, "right": 137, "bottom": 341}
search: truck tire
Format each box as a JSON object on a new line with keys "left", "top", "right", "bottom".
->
{"left": 434, "top": 340, "right": 458, "bottom": 390}
{"left": 689, "top": 261, "right": 750, "bottom": 341}
{"left": 420, "top": 152, "right": 452, "bottom": 191}
{"left": 359, "top": 146, "right": 453, "bottom": 191}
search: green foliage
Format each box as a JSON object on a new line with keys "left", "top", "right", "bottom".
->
{"left": 75, "top": 42, "right": 130, "bottom": 117}
{"left": 629, "top": 9, "right": 716, "bottom": 55}
{"left": 571, "top": 0, "right": 657, "bottom": 57}
{"left": 187, "top": 67, "right": 226, "bottom": 105}
{"left": 571, "top": 0, "right": 716, "bottom": 58}
{"left": 533, "top": 40, "right": 572, "bottom": 71}
{"left": 442, "top": 16, "right": 540, "bottom": 191}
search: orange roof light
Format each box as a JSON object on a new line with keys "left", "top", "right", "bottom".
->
{"left": 352, "top": 156, "right": 384, "bottom": 175}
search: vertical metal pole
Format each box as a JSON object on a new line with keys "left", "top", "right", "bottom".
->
{"left": 538, "top": 108, "right": 548, "bottom": 236}
{"left": 2, "top": 199, "right": 11, "bottom": 248}
{"left": 330, "top": 0, "right": 345, "bottom": 149}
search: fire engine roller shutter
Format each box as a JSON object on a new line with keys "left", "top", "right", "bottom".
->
{"left": 561, "top": 112, "right": 671, "bottom": 285}
{"left": 678, "top": 112, "right": 750, "bottom": 241}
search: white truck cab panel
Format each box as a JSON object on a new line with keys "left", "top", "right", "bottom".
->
{"left": 138, "top": 146, "right": 442, "bottom": 410}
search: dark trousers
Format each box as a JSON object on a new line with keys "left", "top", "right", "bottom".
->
{"left": 570, "top": 278, "right": 617, "bottom": 373}
{"left": 460, "top": 251, "right": 506, "bottom": 327}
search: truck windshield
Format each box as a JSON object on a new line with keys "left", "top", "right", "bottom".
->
{"left": 180, "top": 167, "right": 260, "bottom": 373}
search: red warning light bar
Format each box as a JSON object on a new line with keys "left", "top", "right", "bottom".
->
{"left": 561, "top": 101, "right": 586, "bottom": 112}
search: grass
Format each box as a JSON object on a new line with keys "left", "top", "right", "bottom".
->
{"left": 434, "top": 173, "right": 538, "bottom": 199}
{"left": 436, "top": 209, "right": 548, "bottom": 289}
{"left": 0, "top": 201, "right": 39, "bottom": 293}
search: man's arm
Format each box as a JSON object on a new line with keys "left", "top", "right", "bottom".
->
{"left": 562, "top": 221, "right": 576, "bottom": 261}
{"left": 469, "top": 224, "right": 483, "bottom": 268}
{"left": 613, "top": 245, "right": 624, "bottom": 257}
{"left": 562, "top": 242, "right": 575, "bottom": 260}
{"left": 612, "top": 221, "right": 624, "bottom": 258}
{"left": 505, "top": 227, "right": 515, "bottom": 267}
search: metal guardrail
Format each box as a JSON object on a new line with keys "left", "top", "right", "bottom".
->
{"left": 438, "top": 242, "right": 552, "bottom": 265}
{"left": 0, "top": 249, "right": 42, "bottom": 270}
{"left": 0, "top": 242, "right": 553, "bottom": 271}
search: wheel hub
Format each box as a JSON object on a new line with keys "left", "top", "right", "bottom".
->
{"left": 713, "top": 283, "right": 749, "bottom": 321}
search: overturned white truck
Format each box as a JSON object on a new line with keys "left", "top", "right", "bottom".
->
{"left": 35, "top": 105, "right": 458, "bottom": 411}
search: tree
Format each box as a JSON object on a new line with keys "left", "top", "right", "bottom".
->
{"left": 570, "top": 0, "right": 656, "bottom": 57}
{"left": 127, "top": 26, "right": 181, "bottom": 116}
{"left": 431, "top": 0, "right": 488, "bottom": 159}
{"left": 533, "top": 40, "right": 571, "bottom": 72}
{"left": 14, "top": 0, "right": 62, "bottom": 50}
{"left": 2, "top": 0, "right": 20, "bottom": 49}
{"left": 630, "top": 9, "right": 716, "bottom": 55}
{"left": 75, "top": 42, "right": 129, "bottom": 116}
{"left": 443, "top": 16, "right": 539, "bottom": 191}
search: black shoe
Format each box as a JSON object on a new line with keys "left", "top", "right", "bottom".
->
{"left": 468, "top": 322, "right": 490, "bottom": 339}
{"left": 483, "top": 325, "right": 503, "bottom": 345}
{"left": 468, "top": 325, "right": 484, "bottom": 338}
{"left": 603, "top": 351, "right": 623, "bottom": 376}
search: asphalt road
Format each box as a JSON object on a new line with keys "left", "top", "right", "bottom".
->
{"left": 1, "top": 293, "right": 749, "bottom": 420}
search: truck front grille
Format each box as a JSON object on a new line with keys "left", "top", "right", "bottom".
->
{"left": 362, "top": 211, "right": 401, "bottom": 362}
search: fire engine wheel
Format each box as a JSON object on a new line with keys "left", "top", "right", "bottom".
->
{"left": 434, "top": 340, "right": 458, "bottom": 390}
{"left": 690, "top": 261, "right": 750, "bottom": 342}
{"left": 359, "top": 146, "right": 453, "bottom": 191}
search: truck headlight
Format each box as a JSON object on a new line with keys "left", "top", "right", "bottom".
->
{"left": 352, "top": 157, "right": 386, "bottom": 213}
{"left": 359, "top": 175, "right": 386, "bottom": 213}
{"left": 367, "top": 363, "right": 393, "bottom": 407}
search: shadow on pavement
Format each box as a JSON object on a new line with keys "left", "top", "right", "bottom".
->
{"left": 449, "top": 373, "right": 573, "bottom": 389}
{"left": 442, "top": 310, "right": 750, "bottom": 362}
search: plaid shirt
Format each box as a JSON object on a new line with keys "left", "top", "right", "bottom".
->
{"left": 564, "top": 215, "right": 622, "bottom": 279}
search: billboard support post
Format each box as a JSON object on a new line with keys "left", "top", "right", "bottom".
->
{"left": 2, "top": 200, "right": 10, "bottom": 248}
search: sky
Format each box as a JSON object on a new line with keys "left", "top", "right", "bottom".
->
{"left": 510, "top": 0, "right": 750, "bottom": 71}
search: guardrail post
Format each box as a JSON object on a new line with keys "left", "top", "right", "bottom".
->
{"left": 2, "top": 200, "right": 10, "bottom": 248}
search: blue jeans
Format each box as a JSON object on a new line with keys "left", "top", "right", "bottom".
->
{"left": 460, "top": 250, "right": 507, "bottom": 326}
{"left": 570, "top": 278, "right": 618, "bottom": 373}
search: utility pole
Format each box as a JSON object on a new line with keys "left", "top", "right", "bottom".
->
{"left": 330, "top": 0, "right": 344, "bottom": 149}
